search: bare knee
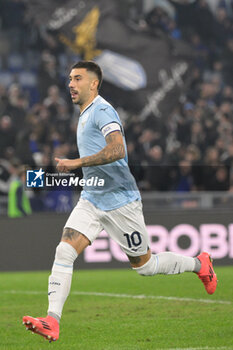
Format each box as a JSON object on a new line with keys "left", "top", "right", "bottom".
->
{"left": 127, "top": 249, "right": 151, "bottom": 268}
{"left": 132, "top": 254, "right": 157, "bottom": 276}
{"left": 61, "top": 227, "right": 90, "bottom": 255}
{"left": 62, "top": 227, "right": 81, "bottom": 242}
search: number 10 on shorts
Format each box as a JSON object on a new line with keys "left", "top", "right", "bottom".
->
{"left": 124, "top": 232, "right": 142, "bottom": 248}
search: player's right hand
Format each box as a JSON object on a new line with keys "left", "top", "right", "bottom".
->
{"left": 54, "top": 157, "right": 78, "bottom": 173}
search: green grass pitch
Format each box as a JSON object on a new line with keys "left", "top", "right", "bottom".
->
{"left": 0, "top": 267, "right": 233, "bottom": 350}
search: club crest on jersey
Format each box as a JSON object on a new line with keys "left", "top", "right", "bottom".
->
{"left": 80, "top": 112, "right": 90, "bottom": 130}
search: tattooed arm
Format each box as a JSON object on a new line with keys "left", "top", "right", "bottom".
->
{"left": 80, "top": 131, "right": 125, "bottom": 166}
{"left": 55, "top": 131, "right": 125, "bottom": 172}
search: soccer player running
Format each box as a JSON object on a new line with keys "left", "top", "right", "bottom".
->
{"left": 23, "top": 61, "right": 217, "bottom": 342}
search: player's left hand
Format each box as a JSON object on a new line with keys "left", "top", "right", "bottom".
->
{"left": 55, "top": 158, "right": 79, "bottom": 173}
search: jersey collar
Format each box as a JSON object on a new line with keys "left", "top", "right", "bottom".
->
{"left": 80, "top": 95, "right": 100, "bottom": 116}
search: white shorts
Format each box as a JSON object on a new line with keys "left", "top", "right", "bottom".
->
{"left": 64, "top": 198, "right": 150, "bottom": 257}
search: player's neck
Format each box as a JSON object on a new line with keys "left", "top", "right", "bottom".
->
{"left": 80, "top": 93, "right": 99, "bottom": 113}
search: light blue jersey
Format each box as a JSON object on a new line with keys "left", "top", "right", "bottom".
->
{"left": 77, "top": 95, "right": 141, "bottom": 210}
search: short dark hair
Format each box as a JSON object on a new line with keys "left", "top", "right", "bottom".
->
{"left": 71, "top": 60, "right": 103, "bottom": 90}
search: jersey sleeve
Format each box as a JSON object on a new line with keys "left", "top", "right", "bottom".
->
{"left": 94, "top": 104, "right": 122, "bottom": 133}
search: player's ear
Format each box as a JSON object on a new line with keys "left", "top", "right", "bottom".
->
{"left": 90, "top": 78, "right": 99, "bottom": 91}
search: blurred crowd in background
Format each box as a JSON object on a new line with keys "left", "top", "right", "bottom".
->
{"left": 0, "top": 0, "right": 233, "bottom": 215}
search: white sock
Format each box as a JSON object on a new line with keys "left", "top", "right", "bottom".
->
{"left": 47, "top": 242, "right": 78, "bottom": 320}
{"left": 156, "top": 252, "right": 195, "bottom": 274}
